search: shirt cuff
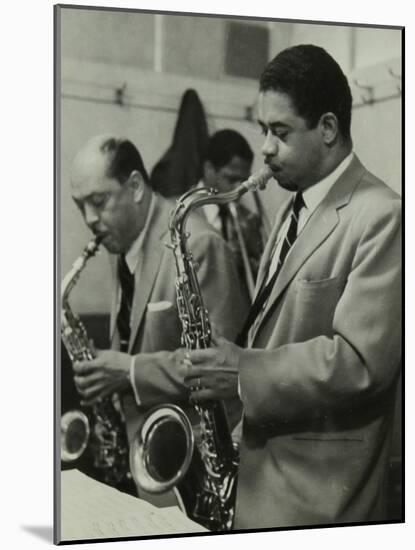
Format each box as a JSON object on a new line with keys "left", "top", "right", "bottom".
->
{"left": 129, "top": 355, "right": 141, "bottom": 405}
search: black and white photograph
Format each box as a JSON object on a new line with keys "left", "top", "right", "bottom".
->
{"left": 4, "top": 1, "right": 409, "bottom": 548}
{"left": 53, "top": 3, "right": 403, "bottom": 545}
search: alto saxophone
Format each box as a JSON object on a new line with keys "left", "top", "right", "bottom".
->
{"left": 129, "top": 166, "right": 272, "bottom": 531}
{"left": 61, "top": 237, "right": 133, "bottom": 490}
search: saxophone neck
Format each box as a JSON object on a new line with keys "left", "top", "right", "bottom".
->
{"left": 169, "top": 166, "right": 273, "bottom": 238}
{"left": 61, "top": 236, "right": 102, "bottom": 304}
{"left": 209, "top": 165, "right": 273, "bottom": 206}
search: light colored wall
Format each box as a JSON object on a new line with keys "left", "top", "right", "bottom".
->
{"left": 351, "top": 90, "right": 401, "bottom": 195}
{"left": 354, "top": 27, "right": 402, "bottom": 69}
{"left": 60, "top": 8, "right": 155, "bottom": 69}
{"left": 163, "top": 15, "right": 226, "bottom": 78}
{"left": 58, "top": 7, "right": 402, "bottom": 314}
{"left": 290, "top": 22, "right": 354, "bottom": 72}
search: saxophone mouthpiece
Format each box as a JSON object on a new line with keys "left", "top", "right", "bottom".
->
{"left": 84, "top": 235, "right": 102, "bottom": 259}
{"left": 93, "top": 234, "right": 105, "bottom": 246}
{"left": 245, "top": 165, "right": 274, "bottom": 191}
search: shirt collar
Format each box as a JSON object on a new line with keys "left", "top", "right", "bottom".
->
{"left": 124, "top": 193, "right": 155, "bottom": 274}
{"left": 302, "top": 151, "right": 354, "bottom": 214}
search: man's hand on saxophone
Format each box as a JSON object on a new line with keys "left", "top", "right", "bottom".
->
{"left": 73, "top": 350, "right": 131, "bottom": 406}
{"left": 181, "top": 332, "right": 242, "bottom": 402}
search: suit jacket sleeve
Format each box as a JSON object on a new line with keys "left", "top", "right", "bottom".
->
{"left": 130, "top": 230, "right": 249, "bottom": 408}
{"left": 238, "top": 199, "right": 402, "bottom": 425}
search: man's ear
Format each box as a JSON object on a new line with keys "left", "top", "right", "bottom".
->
{"left": 128, "top": 170, "right": 145, "bottom": 203}
{"left": 319, "top": 112, "right": 339, "bottom": 145}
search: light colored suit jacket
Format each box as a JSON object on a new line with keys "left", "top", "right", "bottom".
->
{"left": 235, "top": 156, "right": 402, "bottom": 529}
{"left": 109, "top": 193, "right": 249, "bottom": 445}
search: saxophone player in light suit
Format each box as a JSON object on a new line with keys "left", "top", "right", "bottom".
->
{"left": 69, "top": 135, "right": 249, "bottom": 494}
{"left": 183, "top": 45, "right": 401, "bottom": 529}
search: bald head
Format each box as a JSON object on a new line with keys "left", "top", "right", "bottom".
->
{"left": 71, "top": 135, "right": 112, "bottom": 196}
{"left": 71, "top": 135, "right": 149, "bottom": 189}
{"left": 70, "top": 135, "right": 151, "bottom": 254}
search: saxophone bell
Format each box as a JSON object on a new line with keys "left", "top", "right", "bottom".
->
{"left": 61, "top": 409, "right": 90, "bottom": 462}
{"left": 129, "top": 405, "right": 194, "bottom": 494}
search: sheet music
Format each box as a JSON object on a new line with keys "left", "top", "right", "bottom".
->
{"left": 60, "top": 469, "right": 207, "bottom": 541}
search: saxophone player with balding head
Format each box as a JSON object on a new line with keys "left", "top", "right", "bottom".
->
{"left": 65, "top": 135, "right": 249, "bottom": 498}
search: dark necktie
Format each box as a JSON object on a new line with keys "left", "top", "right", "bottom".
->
{"left": 116, "top": 254, "right": 135, "bottom": 352}
{"left": 218, "top": 204, "right": 229, "bottom": 241}
{"left": 236, "top": 192, "right": 305, "bottom": 346}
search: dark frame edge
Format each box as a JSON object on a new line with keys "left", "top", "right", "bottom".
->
{"left": 53, "top": 3, "right": 62, "bottom": 546}
{"left": 400, "top": 25, "right": 405, "bottom": 524}
{"left": 52, "top": 4, "right": 405, "bottom": 543}
{"left": 56, "top": 3, "right": 404, "bottom": 31}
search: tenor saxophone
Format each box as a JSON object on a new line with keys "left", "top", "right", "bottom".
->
{"left": 60, "top": 237, "right": 133, "bottom": 490}
{"left": 129, "top": 166, "right": 272, "bottom": 530}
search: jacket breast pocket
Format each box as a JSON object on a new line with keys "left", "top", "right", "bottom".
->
{"left": 296, "top": 275, "right": 343, "bottom": 293}
{"left": 293, "top": 276, "right": 345, "bottom": 338}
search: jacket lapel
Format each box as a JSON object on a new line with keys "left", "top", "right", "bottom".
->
{"left": 266, "top": 204, "right": 339, "bottom": 306}
{"left": 127, "top": 195, "right": 171, "bottom": 353}
{"left": 109, "top": 257, "right": 120, "bottom": 344}
{"left": 250, "top": 155, "right": 365, "bottom": 342}
{"left": 107, "top": 193, "right": 171, "bottom": 350}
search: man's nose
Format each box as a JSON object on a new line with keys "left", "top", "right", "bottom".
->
{"left": 84, "top": 203, "right": 99, "bottom": 227}
{"left": 261, "top": 131, "right": 278, "bottom": 157}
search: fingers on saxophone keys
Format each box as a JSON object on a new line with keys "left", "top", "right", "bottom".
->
{"left": 189, "top": 377, "right": 202, "bottom": 391}
{"left": 79, "top": 385, "right": 105, "bottom": 406}
{"left": 187, "top": 348, "right": 216, "bottom": 364}
{"left": 181, "top": 350, "right": 214, "bottom": 375}
{"left": 178, "top": 348, "right": 192, "bottom": 377}
{"left": 189, "top": 388, "right": 214, "bottom": 403}
{"left": 74, "top": 370, "right": 102, "bottom": 388}
{"left": 73, "top": 360, "right": 96, "bottom": 374}
{"left": 183, "top": 365, "right": 204, "bottom": 386}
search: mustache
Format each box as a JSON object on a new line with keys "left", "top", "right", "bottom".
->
{"left": 265, "top": 161, "right": 282, "bottom": 172}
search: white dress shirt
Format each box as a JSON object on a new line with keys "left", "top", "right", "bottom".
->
{"left": 265, "top": 152, "right": 354, "bottom": 285}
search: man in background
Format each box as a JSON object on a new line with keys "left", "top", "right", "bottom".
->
{"left": 199, "top": 129, "right": 268, "bottom": 299}
{"left": 69, "top": 135, "right": 248, "bottom": 493}
{"left": 184, "top": 45, "right": 401, "bottom": 528}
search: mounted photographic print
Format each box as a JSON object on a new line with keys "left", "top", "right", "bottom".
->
{"left": 54, "top": 3, "right": 403, "bottom": 544}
